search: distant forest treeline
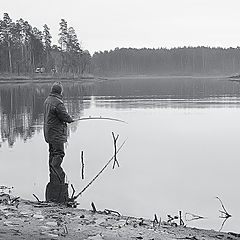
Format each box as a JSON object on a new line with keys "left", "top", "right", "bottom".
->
{"left": 1, "top": 13, "right": 240, "bottom": 77}
{"left": 0, "top": 13, "right": 91, "bottom": 75}
{"left": 92, "top": 47, "right": 240, "bottom": 76}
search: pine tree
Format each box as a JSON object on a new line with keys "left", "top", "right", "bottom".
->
{"left": 43, "top": 24, "right": 52, "bottom": 71}
{"left": 67, "top": 26, "right": 80, "bottom": 52}
{"left": 58, "top": 19, "right": 68, "bottom": 51}
{"left": 43, "top": 24, "right": 51, "bottom": 50}
{"left": 1, "top": 13, "right": 14, "bottom": 73}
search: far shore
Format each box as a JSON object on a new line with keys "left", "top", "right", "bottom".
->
{"left": 0, "top": 73, "right": 231, "bottom": 84}
{"left": 0, "top": 74, "right": 109, "bottom": 84}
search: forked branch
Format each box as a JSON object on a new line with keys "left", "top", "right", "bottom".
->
{"left": 216, "top": 196, "right": 232, "bottom": 218}
{"left": 112, "top": 132, "right": 120, "bottom": 169}
{"left": 72, "top": 138, "right": 127, "bottom": 200}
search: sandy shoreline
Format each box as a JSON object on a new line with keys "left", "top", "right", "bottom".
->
{"left": 0, "top": 198, "right": 239, "bottom": 240}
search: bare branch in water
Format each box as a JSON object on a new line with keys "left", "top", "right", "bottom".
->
{"left": 154, "top": 214, "right": 159, "bottom": 223}
{"left": 32, "top": 194, "right": 41, "bottom": 202}
{"left": 72, "top": 138, "right": 127, "bottom": 200}
{"left": 81, "top": 151, "right": 84, "bottom": 179}
{"left": 91, "top": 202, "right": 97, "bottom": 212}
{"left": 153, "top": 214, "right": 159, "bottom": 227}
{"left": 112, "top": 132, "right": 120, "bottom": 169}
{"left": 179, "top": 211, "right": 185, "bottom": 226}
{"left": 216, "top": 196, "right": 232, "bottom": 218}
{"left": 70, "top": 184, "right": 75, "bottom": 199}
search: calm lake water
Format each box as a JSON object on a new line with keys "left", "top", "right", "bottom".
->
{"left": 1, "top": 77, "right": 240, "bottom": 233}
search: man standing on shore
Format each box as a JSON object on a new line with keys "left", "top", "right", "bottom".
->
{"left": 43, "top": 82, "right": 74, "bottom": 203}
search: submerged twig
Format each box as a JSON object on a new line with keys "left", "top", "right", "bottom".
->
{"left": 32, "top": 194, "right": 41, "bottom": 202}
{"left": 81, "top": 151, "right": 84, "bottom": 180}
{"left": 179, "top": 211, "right": 185, "bottom": 226}
{"left": 216, "top": 197, "right": 231, "bottom": 232}
{"left": 70, "top": 184, "right": 75, "bottom": 199}
{"left": 91, "top": 202, "right": 97, "bottom": 212}
{"left": 216, "top": 197, "right": 232, "bottom": 218}
{"left": 112, "top": 132, "right": 120, "bottom": 169}
{"left": 153, "top": 214, "right": 159, "bottom": 227}
{"left": 72, "top": 138, "right": 127, "bottom": 200}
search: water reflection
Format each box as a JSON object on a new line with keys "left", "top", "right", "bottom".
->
{"left": 0, "top": 82, "right": 94, "bottom": 147}
{"left": 94, "top": 77, "right": 240, "bottom": 99}
{"left": 1, "top": 77, "right": 240, "bottom": 147}
{"left": 1, "top": 77, "right": 240, "bottom": 232}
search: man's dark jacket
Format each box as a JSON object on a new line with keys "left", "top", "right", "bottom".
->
{"left": 43, "top": 93, "right": 73, "bottom": 143}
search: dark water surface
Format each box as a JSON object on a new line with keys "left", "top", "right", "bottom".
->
{"left": 1, "top": 77, "right": 240, "bottom": 233}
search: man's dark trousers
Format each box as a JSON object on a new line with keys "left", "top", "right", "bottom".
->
{"left": 48, "top": 142, "right": 65, "bottom": 184}
{"left": 45, "top": 142, "right": 69, "bottom": 203}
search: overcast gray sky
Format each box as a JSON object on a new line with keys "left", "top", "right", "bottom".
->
{"left": 1, "top": 0, "right": 240, "bottom": 54}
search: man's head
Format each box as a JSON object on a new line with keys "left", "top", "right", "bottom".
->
{"left": 51, "top": 82, "right": 63, "bottom": 94}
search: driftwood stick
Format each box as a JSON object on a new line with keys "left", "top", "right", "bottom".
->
{"left": 179, "top": 211, "right": 184, "bottom": 226}
{"left": 153, "top": 214, "right": 159, "bottom": 226}
{"left": 167, "top": 215, "right": 174, "bottom": 223}
{"left": 32, "top": 194, "right": 41, "bottom": 202}
{"left": 112, "top": 132, "right": 120, "bottom": 169}
{"left": 91, "top": 202, "right": 97, "bottom": 212}
{"left": 81, "top": 151, "right": 84, "bottom": 180}
{"left": 10, "top": 197, "right": 20, "bottom": 204}
{"left": 167, "top": 214, "right": 178, "bottom": 223}
{"left": 153, "top": 214, "right": 159, "bottom": 227}
{"left": 104, "top": 209, "right": 121, "bottom": 216}
{"left": 158, "top": 217, "right": 161, "bottom": 227}
{"left": 216, "top": 197, "right": 232, "bottom": 218}
{"left": 70, "top": 184, "right": 75, "bottom": 199}
{"left": 72, "top": 138, "right": 127, "bottom": 200}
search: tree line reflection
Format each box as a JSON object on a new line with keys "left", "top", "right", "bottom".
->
{"left": 1, "top": 78, "right": 240, "bottom": 147}
{"left": 0, "top": 82, "right": 94, "bottom": 147}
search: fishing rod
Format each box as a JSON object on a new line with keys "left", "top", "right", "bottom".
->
{"left": 73, "top": 116, "right": 127, "bottom": 124}
{"left": 30, "top": 116, "right": 127, "bottom": 128}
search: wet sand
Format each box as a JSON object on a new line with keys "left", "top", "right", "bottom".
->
{"left": 0, "top": 198, "right": 239, "bottom": 240}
